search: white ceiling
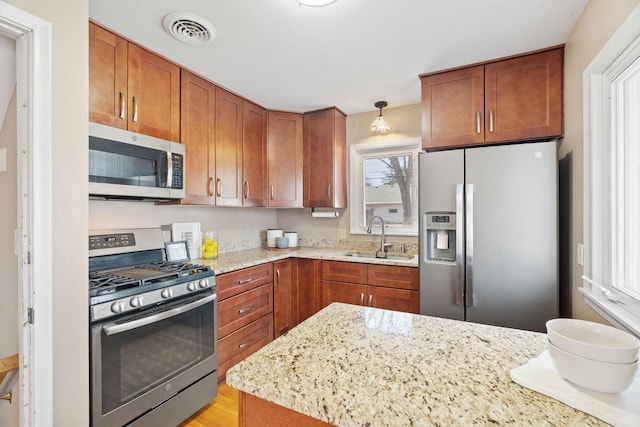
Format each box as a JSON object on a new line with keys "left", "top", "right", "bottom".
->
{"left": 89, "top": 0, "right": 588, "bottom": 116}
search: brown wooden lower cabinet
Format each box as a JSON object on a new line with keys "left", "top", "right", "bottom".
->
{"left": 218, "top": 313, "right": 273, "bottom": 382}
{"left": 238, "top": 391, "right": 332, "bottom": 427}
{"left": 321, "top": 260, "right": 419, "bottom": 314}
{"left": 292, "top": 258, "right": 322, "bottom": 325}
{"left": 218, "top": 283, "right": 273, "bottom": 339}
{"left": 273, "top": 259, "right": 293, "bottom": 338}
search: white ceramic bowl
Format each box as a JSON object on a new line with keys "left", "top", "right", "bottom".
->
{"left": 548, "top": 340, "right": 638, "bottom": 393}
{"left": 546, "top": 318, "right": 640, "bottom": 364}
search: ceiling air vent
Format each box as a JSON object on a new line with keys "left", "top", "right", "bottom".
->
{"left": 163, "top": 12, "right": 217, "bottom": 46}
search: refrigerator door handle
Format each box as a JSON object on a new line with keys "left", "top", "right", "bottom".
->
{"left": 455, "top": 184, "right": 464, "bottom": 306}
{"left": 465, "top": 184, "right": 475, "bottom": 307}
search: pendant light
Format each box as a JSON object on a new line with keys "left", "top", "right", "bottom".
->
{"left": 370, "top": 101, "right": 392, "bottom": 134}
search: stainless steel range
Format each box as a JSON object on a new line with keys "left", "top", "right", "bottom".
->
{"left": 89, "top": 228, "right": 217, "bottom": 427}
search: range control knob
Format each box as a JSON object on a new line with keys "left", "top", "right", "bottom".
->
{"left": 111, "top": 301, "right": 126, "bottom": 313}
{"left": 199, "top": 279, "right": 209, "bottom": 289}
{"left": 187, "top": 282, "right": 198, "bottom": 292}
{"left": 130, "top": 296, "right": 144, "bottom": 308}
{"left": 161, "top": 288, "right": 174, "bottom": 299}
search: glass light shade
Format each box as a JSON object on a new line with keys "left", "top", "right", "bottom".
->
{"left": 295, "top": 0, "right": 338, "bottom": 6}
{"left": 370, "top": 114, "right": 392, "bottom": 134}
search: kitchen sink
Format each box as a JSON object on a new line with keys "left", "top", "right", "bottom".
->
{"left": 342, "top": 252, "right": 414, "bottom": 261}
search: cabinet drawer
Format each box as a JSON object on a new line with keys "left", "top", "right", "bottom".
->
{"left": 217, "top": 263, "right": 273, "bottom": 300}
{"left": 367, "top": 265, "right": 419, "bottom": 290}
{"left": 321, "top": 260, "right": 367, "bottom": 284}
{"left": 218, "top": 313, "right": 273, "bottom": 383}
{"left": 218, "top": 283, "right": 273, "bottom": 338}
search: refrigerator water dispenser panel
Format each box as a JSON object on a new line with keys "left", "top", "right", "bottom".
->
{"left": 425, "top": 212, "right": 456, "bottom": 263}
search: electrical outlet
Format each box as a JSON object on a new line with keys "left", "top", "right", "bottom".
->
{"left": 337, "top": 228, "right": 347, "bottom": 239}
{"left": 577, "top": 243, "right": 584, "bottom": 266}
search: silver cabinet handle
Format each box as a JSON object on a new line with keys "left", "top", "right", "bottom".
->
{"left": 455, "top": 184, "right": 464, "bottom": 306}
{"left": 489, "top": 109, "right": 494, "bottom": 133}
{"left": 119, "top": 92, "right": 125, "bottom": 119}
{"left": 476, "top": 111, "right": 481, "bottom": 134}
{"left": 244, "top": 181, "right": 249, "bottom": 199}
{"left": 270, "top": 185, "right": 275, "bottom": 200}
{"left": 368, "top": 294, "right": 373, "bottom": 306}
{"left": 208, "top": 177, "right": 214, "bottom": 197}
{"left": 238, "top": 276, "right": 254, "bottom": 285}
{"left": 132, "top": 96, "right": 138, "bottom": 122}
{"left": 216, "top": 178, "right": 222, "bottom": 197}
{"left": 465, "top": 184, "right": 475, "bottom": 307}
{"left": 360, "top": 293, "right": 364, "bottom": 305}
{"left": 103, "top": 294, "right": 216, "bottom": 336}
{"left": 327, "top": 184, "right": 332, "bottom": 200}
{"left": 166, "top": 153, "right": 173, "bottom": 189}
{"left": 238, "top": 305, "right": 254, "bottom": 314}
{"left": 239, "top": 338, "right": 254, "bottom": 349}
{"left": 276, "top": 269, "right": 281, "bottom": 284}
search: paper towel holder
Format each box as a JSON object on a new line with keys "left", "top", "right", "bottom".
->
{"left": 310, "top": 208, "right": 340, "bottom": 218}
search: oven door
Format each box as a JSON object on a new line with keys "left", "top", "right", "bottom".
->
{"left": 91, "top": 290, "right": 217, "bottom": 427}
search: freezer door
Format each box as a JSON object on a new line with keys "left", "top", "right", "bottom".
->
{"left": 465, "top": 141, "right": 558, "bottom": 332}
{"left": 419, "top": 150, "right": 465, "bottom": 320}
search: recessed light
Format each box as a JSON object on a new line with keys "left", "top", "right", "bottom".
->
{"left": 295, "top": 0, "right": 338, "bottom": 7}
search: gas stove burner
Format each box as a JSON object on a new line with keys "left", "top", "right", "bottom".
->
{"left": 89, "top": 272, "right": 141, "bottom": 297}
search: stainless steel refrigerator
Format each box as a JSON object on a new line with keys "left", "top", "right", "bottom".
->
{"left": 418, "top": 141, "right": 558, "bottom": 332}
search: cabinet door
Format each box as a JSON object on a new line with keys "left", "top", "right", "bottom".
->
{"left": 292, "top": 258, "right": 320, "bottom": 326}
{"left": 215, "top": 87, "right": 244, "bottom": 206}
{"left": 321, "top": 280, "right": 367, "bottom": 309}
{"left": 218, "top": 283, "right": 273, "bottom": 339}
{"left": 127, "top": 44, "right": 180, "bottom": 141}
{"left": 180, "top": 70, "right": 216, "bottom": 204}
{"left": 242, "top": 101, "right": 268, "bottom": 207}
{"left": 267, "top": 111, "right": 303, "bottom": 207}
{"left": 303, "top": 108, "right": 347, "bottom": 208}
{"left": 89, "top": 22, "right": 127, "bottom": 128}
{"left": 368, "top": 286, "right": 419, "bottom": 314}
{"left": 421, "top": 66, "right": 485, "bottom": 150}
{"left": 273, "top": 259, "right": 293, "bottom": 337}
{"left": 484, "top": 48, "right": 563, "bottom": 143}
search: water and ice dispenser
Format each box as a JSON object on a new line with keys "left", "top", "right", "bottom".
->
{"left": 424, "top": 212, "right": 456, "bottom": 263}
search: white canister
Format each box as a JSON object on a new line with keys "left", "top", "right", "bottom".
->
{"left": 266, "top": 229, "right": 283, "bottom": 247}
{"left": 284, "top": 231, "right": 298, "bottom": 248}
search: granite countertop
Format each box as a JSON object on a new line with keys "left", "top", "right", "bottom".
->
{"left": 196, "top": 247, "right": 418, "bottom": 275}
{"left": 226, "top": 303, "right": 605, "bottom": 426}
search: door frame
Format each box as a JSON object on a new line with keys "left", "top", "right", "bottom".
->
{"left": 0, "top": 3, "right": 52, "bottom": 425}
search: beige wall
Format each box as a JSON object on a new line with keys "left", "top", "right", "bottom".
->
{"left": 6, "top": 0, "right": 89, "bottom": 425}
{"left": 276, "top": 103, "right": 422, "bottom": 245}
{"left": 561, "top": 0, "right": 640, "bottom": 322}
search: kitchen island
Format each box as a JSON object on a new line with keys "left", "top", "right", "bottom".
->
{"left": 226, "top": 303, "right": 605, "bottom": 426}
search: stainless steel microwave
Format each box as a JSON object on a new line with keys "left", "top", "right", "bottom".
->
{"left": 89, "top": 122, "right": 185, "bottom": 200}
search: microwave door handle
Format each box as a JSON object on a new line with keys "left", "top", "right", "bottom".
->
{"left": 102, "top": 293, "right": 216, "bottom": 336}
{"left": 166, "top": 152, "right": 173, "bottom": 189}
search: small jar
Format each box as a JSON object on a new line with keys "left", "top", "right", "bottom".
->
{"left": 202, "top": 230, "right": 218, "bottom": 259}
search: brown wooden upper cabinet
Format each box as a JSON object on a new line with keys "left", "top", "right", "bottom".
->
{"left": 180, "top": 70, "right": 216, "bottom": 205}
{"left": 303, "top": 107, "right": 347, "bottom": 208}
{"left": 267, "top": 111, "right": 304, "bottom": 207}
{"left": 420, "top": 47, "right": 563, "bottom": 150}
{"left": 89, "top": 22, "right": 180, "bottom": 142}
{"left": 242, "top": 101, "right": 268, "bottom": 207}
{"left": 215, "top": 87, "right": 244, "bottom": 206}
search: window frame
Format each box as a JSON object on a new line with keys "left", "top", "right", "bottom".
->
{"left": 582, "top": 3, "right": 640, "bottom": 338}
{"left": 349, "top": 137, "right": 421, "bottom": 236}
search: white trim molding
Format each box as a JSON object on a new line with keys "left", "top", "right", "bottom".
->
{"left": 0, "top": 3, "right": 53, "bottom": 425}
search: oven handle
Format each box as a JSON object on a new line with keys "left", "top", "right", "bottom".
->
{"left": 102, "top": 293, "right": 217, "bottom": 336}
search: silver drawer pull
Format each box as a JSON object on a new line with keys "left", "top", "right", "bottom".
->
{"left": 368, "top": 294, "right": 373, "bottom": 306}
{"left": 239, "top": 338, "right": 254, "bottom": 349}
{"left": 238, "top": 277, "right": 254, "bottom": 285}
{"left": 238, "top": 305, "right": 254, "bottom": 314}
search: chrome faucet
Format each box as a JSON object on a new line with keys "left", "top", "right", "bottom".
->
{"left": 367, "top": 215, "right": 391, "bottom": 257}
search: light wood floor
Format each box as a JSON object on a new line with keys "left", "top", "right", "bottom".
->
{"left": 180, "top": 383, "right": 239, "bottom": 427}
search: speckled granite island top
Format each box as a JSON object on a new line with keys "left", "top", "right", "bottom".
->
{"left": 226, "top": 303, "right": 605, "bottom": 426}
